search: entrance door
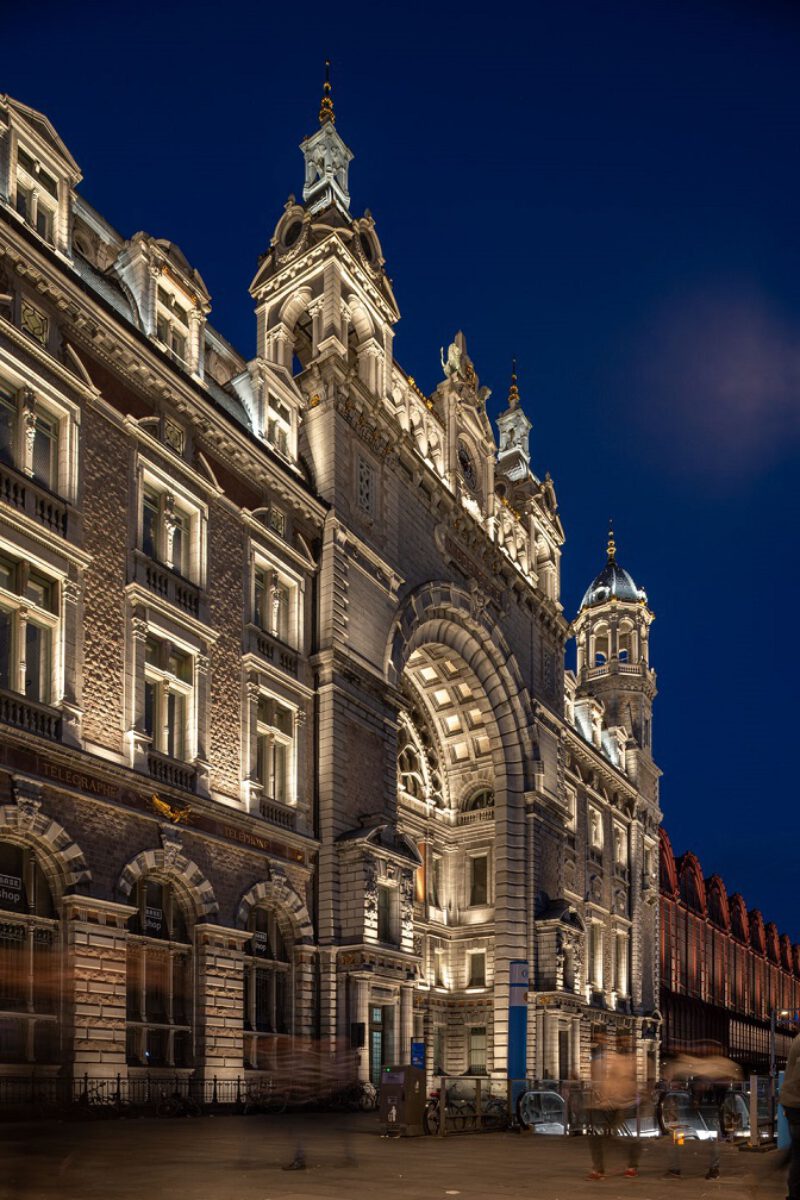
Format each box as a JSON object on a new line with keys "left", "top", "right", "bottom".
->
{"left": 370, "top": 1005, "right": 396, "bottom": 1084}
{"left": 370, "top": 1006, "right": 384, "bottom": 1086}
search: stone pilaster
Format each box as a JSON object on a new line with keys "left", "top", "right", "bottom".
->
{"left": 62, "top": 896, "right": 136, "bottom": 1078}
{"left": 194, "top": 924, "right": 249, "bottom": 1080}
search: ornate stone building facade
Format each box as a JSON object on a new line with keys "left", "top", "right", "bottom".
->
{"left": 0, "top": 85, "right": 664, "bottom": 1090}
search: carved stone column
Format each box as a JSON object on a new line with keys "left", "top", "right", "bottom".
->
{"left": 351, "top": 972, "right": 371, "bottom": 1083}
{"left": 400, "top": 981, "right": 415, "bottom": 1063}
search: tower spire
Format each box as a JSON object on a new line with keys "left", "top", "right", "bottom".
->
{"left": 607, "top": 519, "right": 616, "bottom": 562}
{"left": 508, "top": 357, "right": 520, "bottom": 409}
{"left": 319, "top": 59, "right": 335, "bottom": 126}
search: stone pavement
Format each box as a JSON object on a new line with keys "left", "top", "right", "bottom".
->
{"left": 0, "top": 1113, "right": 788, "bottom": 1200}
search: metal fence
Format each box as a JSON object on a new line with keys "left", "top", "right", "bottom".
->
{"left": 0, "top": 1072, "right": 375, "bottom": 1119}
{"left": 426, "top": 1074, "right": 780, "bottom": 1141}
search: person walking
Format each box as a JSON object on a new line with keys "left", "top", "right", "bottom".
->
{"left": 779, "top": 1034, "right": 800, "bottom": 1200}
{"left": 662, "top": 1049, "right": 741, "bottom": 1181}
{"left": 586, "top": 1031, "right": 641, "bottom": 1181}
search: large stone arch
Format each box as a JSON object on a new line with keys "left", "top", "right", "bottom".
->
{"left": 117, "top": 845, "right": 218, "bottom": 922}
{"left": 386, "top": 581, "right": 536, "bottom": 778}
{"left": 385, "top": 581, "right": 535, "bottom": 1072}
{"left": 236, "top": 871, "right": 314, "bottom": 946}
{"left": 0, "top": 793, "right": 91, "bottom": 899}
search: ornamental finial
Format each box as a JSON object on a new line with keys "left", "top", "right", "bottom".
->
{"left": 319, "top": 59, "right": 335, "bottom": 125}
{"left": 508, "top": 357, "right": 520, "bottom": 409}
{"left": 607, "top": 519, "right": 616, "bottom": 562}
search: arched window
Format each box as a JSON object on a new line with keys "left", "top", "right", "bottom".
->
{"left": 0, "top": 841, "right": 58, "bottom": 1065}
{"left": 618, "top": 622, "right": 634, "bottom": 663}
{"left": 243, "top": 908, "right": 292, "bottom": 1070}
{"left": 462, "top": 788, "right": 494, "bottom": 813}
{"left": 593, "top": 625, "right": 610, "bottom": 667}
{"left": 126, "top": 878, "right": 192, "bottom": 1069}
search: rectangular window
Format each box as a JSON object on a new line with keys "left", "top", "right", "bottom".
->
{"left": 589, "top": 923, "right": 604, "bottom": 990}
{"left": 0, "top": 609, "right": 11, "bottom": 691}
{"left": 468, "top": 951, "right": 486, "bottom": 988}
{"left": 468, "top": 1027, "right": 487, "bottom": 1075}
{"left": 142, "top": 490, "right": 160, "bottom": 560}
{"left": 155, "top": 286, "right": 191, "bottom": 366}
{"left": 253, "top": 565, "right": 297, "bottom": 647}
{"left": 0, "top": 388, "right": 68, "bottom": 497}
{"left": 0, "top": 395, "right": 16, "bottom": 467}
{"left": 24, "top": 623, "right": 51, "bottom": 703}
{"left": 0, "top": 557, "right": 58, "bottom": 705}
{"left": 256, "top": 695, "right": 295, "bottom": 806}
{"left": 377, "top": 883, "right": 398, "bottom": 945}
{"left": 266, "top": 395, "right": 292, "bottom": 459}
{"left": 143, "top": 636, "right": 194, "bottom": 761}
{"left": 469, "top": 854, "right": 489, "bottom": 906}
{"left": 429, "top": 854, "right": 442, "bottom": 908}
{"left": 140, "top": 481, "right": 199, "bottom": 581}
{"left": 434, "top": 946, "right": 445, "bottom": 988}
{"left": 615, "top": 932, "right": 628, "bottom": 996}
{"left": 31, "top": 414, "right": 58, "bottom": 491}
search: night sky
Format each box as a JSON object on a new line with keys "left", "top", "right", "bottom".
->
{"left": 6, "top": 1, "right": 799, "bottom": 938}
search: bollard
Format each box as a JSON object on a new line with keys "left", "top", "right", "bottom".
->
{"left": 749, "top": 1074, "right": 759, "bottom": 1149}
{"left": 439, "top": 1079, "right": 446, "bottom": 1137}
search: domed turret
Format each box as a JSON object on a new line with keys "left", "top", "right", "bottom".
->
{"left": 580, "top": 528, "right": 647, "bottom": 609}
{"left": 572, "top": 525, "right": 656, "bottom": 757}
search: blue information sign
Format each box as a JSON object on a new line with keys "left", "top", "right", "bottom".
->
{"left": 410, "top": 1039, "right": 425, "bottom": 1070}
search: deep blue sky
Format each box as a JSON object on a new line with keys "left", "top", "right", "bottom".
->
{"left": 7, "top": 1, "right": 799, "bottom": 938}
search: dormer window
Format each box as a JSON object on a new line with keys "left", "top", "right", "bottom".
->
{"left": 15, "top": 148, "right": 58, "bottom": 245}
{"left": 265, "top": 394, "right": 292, "bottom": 459}
{"left": 155, "top": 286, "right": 190, "bottom": 366}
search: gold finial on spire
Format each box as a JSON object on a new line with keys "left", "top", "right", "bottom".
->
{"left": 607, "top": 519, "right": 616, "bottom": 562}
{"left": 319, "top": 59, "right": 335, "bottom": 126}
{"left": 508, "top": 357, "right": 520, "bottom": 408}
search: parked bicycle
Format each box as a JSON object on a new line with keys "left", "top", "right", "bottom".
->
{"left": 424, "top": 1085, "right": 478, "bottom": 1134}
{"left": 328, "top": 1079, "right": 377, "bottom": 1112}
{"left": 156, "top": 1088, "right": 203, "bottom": 1118}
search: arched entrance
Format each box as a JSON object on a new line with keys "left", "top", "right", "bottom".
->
{"left": 387, "top": 583, "right": 535, "bottom": 1080}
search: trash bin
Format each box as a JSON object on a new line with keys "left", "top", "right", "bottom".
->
{"left": 379, "top": 1064, "right": 425, "bottom": 1136}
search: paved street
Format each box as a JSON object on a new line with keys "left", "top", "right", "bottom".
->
{"left": 0, "top": 1114, "right": 789, "bottom": 1200}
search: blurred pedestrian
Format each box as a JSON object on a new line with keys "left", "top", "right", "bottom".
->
{"left": 779, "top": 1033, "right": 800, "bottom": 1200}
{"left": 662, "top": 1047, "right": 741, "bottom": 1180}
{"left": 586, "top": 1030, "right": 641, "bottom": 1181}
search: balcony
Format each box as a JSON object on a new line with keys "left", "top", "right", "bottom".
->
{"left": 132, "top": 551, "right": 201, "bottom": 619}
{"left": 147, "top": 749, "right": 197, "bottom": 794}
{"left": 456, "top": 807, "right": 495, "bottom": 827}
{"left": 0, "top": 689, "right": 61, "bottom": 741}
{"left": 244, "top": 623, "right": 298, "bottom": 679}
{"left": 0, "top": 463, "right": 74, "bottom": 540}
{"left": 258, "top": 796, "right": 297, "bottom": 831}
